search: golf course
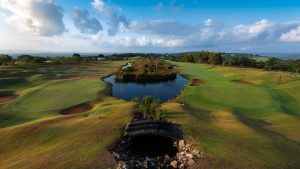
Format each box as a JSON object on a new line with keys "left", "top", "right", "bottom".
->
{"left": 0, "top": 60, "right": 300, "bottom": 169}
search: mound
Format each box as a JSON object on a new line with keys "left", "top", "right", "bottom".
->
{"left": 191, "top": 79, "right": 205, "bottom": 86}
{"left": 231, "top": 79, "right": 253, "bottom": 84}
{"left": 0, "top": 92, "right": 19, "bottom": 104}
{"left": 60, "top": 103, "right": 93, "bottom": 115}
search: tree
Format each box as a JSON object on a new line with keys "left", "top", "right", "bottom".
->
{"left": 17, "top": 55, "right": 34, "bottom": 64}
{"left": 97, "top": 54, "right": 105, "bottom": 58}
{"left": 264, "top": 58, "right": 279, "bottom": 71}
{"left": 72, "top": 53, "right": 82, "bottom": 63}
{"left": 208, "top": 52, "right": 223, "bottom": 65}
{"left": 0, "top": 54, "right": 13, "bottom": 65}
{"left": 291, "top": 60, "right": 300, "bottom": 74}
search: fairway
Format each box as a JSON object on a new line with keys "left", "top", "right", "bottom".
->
{"left": 0, "top": 61, "right": 136, "bottom": 169}
{"left": 0, "top": 60, "right": 300, "bottom": 169}
{"left": 163, "top": 61, "right": 300, "bottom": 169}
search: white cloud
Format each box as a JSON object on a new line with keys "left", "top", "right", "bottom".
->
{"left": 71, "top": 7, "right": 102, "bottom": 34}
{"left": 129, "top": 20, "right": 195, "bottom": 36}
{"left": 0, "top": 0, "right": 66, "bottom": 36}
{"left": 92, "top": 0, "right": 129, "bottom": 35}
{"left": 232, "top": 20, "right": 274, "bottom": 41}
{"left": 280, "top": 26, "right": 300, "bottom": 42}
{"left": 89, "top": 19, "right": 300, "bottom": 50}
{"left": 152, "top": 38, "right": 184, "bottom": 47}
{"left": 136, "top": 36, "right": 150, "bottom": 46}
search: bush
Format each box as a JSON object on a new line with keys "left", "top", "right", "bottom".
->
{"left": 132, "top": 96, "right": 163, "bottom": 120}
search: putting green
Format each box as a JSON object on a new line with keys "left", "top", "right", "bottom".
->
{"left": 11, "top": 79, "right": 104, "bottom": 114}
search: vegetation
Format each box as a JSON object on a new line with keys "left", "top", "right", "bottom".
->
{"left": 120, "top": 58, "right": 174, "bottom": 75}
{"left": 0, "top": 61, "right": 134, "bottom": 169}
{"left": 177, "top": 51, "right": 300, "bottom": 74}
{"left": 0, "top": 53, "right": 107, "bottom": 65}
{"left": 0, "top": 54, "right": 13, "bottom": 65}
{"left": 163, "top": 61, "right": 300, "bottom": 169}
{"left": 115, "top": 58, "right": 176, "bottom": 82}
{"left": 1, "top": 55, "right": 300, "bottom": 169}
{"left": 133, "top": 96, "right": 163, "bottom": 120}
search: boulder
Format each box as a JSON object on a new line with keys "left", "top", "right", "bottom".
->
{"left": 186, "top": 153, "right": 193, "bottom": 159}
{"left": 170, "top": 160, "right": 178, "bottom": 168}
{"left": 178, "top": 140, "right": 186, "bottom": 151}
{"left": 187, "top": 159, "right": 195, "bottom": 166}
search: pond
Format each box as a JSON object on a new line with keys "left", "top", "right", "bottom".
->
{"left": 103, "top": 73, "right": 189, "bottom": 102}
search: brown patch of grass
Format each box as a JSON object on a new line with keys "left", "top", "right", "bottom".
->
{"left": 0, "top": 101, "right": 135, "bottom": 169}
{"left": 231, "top": 79, "right": 253, "bottom": 84}
{"left": 191, "top": 79, "right": 205, "bottom": 86}
{"left": 0, "top": 94, "right": 19, "bottom": 104}
{"left": 60, "top": 103, "right": 93, "bottom": 115}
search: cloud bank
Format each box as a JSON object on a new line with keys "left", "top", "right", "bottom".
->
{"left": 71, "top": 7, "right": 102, "bottom": 34}
{"left": 0, "top": 0, "right": 66, "bottom": 36}
{"left": 0, "top": 0, "right": 300, "bottom": 52}
{"left": 92, "top": 0, "right": 129, "bottom": 35}
{"left": 281, "top": 26, "right": 300, "bottom": 42}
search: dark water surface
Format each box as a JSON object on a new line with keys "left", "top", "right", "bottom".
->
{"left": 103, "top": 73, "right": 189, "bottom": 102}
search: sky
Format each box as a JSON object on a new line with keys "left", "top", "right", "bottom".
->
{"left": 0, "top": 0, "right": 300, "bottom": 53}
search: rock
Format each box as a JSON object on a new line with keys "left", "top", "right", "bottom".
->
{"left": 164, "top": 154, "right": 170, "bottom": 159}
{"left": 187, "top": 159, "right": 195, "bottom": 166}
{"left": 112, "top": 152, "right": 120, "bottom": 159}
{"left": 170, "top": 160, "right": 178, "bottom": 168}
{"left": 128, "top": 160, "right": 135, "bottom": 168}
{"left": 178, "top": 140, "right": 185, "bottom": 151}
{"left": 200, "top": 152, "right": 205, "bottom": 158}
{"left": 143, "top": 162, "right": 148, "bottom": 168}
{"left": 186, "top": 153, "right": 193, "bottom": 159}
{"left": 179, "top": 163, "right": 185, "bottom": 169}
{"left": 117, "top": 161, "right": 128, "bottom": 169}
{"left": 191, "top": 150, "right": 200, "bottom": 156}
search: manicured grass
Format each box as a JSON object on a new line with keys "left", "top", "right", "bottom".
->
{"left": 0, "top": 61, "right": 125, "bottom": 128}
{"left": 1, "top": 60, "right": 300, "bottom": 169}
{"left": 0, "top": 99, "right": 134, "bottom": 169}
{"left": 163, "top": 61, "right": 300, "bottom": 169}
{"left": 0, "top": 61, "right": 134, "bottom": 169}
{"left": 11, "top": 79, "right": 104, "bottom": 114}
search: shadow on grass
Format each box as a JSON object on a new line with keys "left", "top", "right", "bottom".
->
{"left": 0, "top": 113, "right": 34, "bottom": 129}
{"left": 235, "top": 112, "right": 300, "bottom": 144}
{"left": 180, "top": 102, "right": 214, "bottom": 123}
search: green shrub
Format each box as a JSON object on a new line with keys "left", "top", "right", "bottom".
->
{"left": 132, "top": 96, "right": 163, "bottom": 120}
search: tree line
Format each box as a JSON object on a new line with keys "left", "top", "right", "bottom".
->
{"left": 0, "top": 53, "right": 106, "bottom": 65}
{"left": 1, "top": 52, "right": 300, "bottom": 74}
{"left": 176, "top": 52, "right": 300, "bottom": 74}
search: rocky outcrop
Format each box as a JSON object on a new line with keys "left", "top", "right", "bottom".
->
{"left": 112, "top": 138, "right": 200, "bottom": 169}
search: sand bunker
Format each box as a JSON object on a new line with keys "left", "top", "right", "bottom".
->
{"left": 191, "top": 79, "right": 205, "bottom": 86}
{"left": 60, "top": 103, "right": 93, "bottom": 115}
{"left": 0, "top": 94, "right": 19, "bottom": 104}
{"left": 231, "top": 79, "right": 253, "bottom": 84}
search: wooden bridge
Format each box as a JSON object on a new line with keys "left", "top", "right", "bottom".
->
{"left": 124, "top": 120, "right": 185, "bottom": 140}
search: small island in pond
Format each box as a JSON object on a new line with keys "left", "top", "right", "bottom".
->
{"left": 115, "top": 59, "right": 177, "bottom": 82}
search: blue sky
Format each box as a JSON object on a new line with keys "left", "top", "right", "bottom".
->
{"left": 1, "top": 0, "right": 300, "bottom": 53}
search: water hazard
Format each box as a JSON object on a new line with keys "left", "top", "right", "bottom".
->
{"left": 103, "top": 73, "right": 188, "bottom": 102}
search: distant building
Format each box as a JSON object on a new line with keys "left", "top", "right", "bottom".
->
{"left": 122, "top": 63, "right": 132, "bottom": 70}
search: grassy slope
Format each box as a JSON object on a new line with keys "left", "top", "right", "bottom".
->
{"left": 0, "top": 61, "right": 135, "bottom": 169}
{"left": 163, "top": 61, "right": 300, "bottom": 169}
{"left": 1, "top": 61, "right": 300, "bottom": 169}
